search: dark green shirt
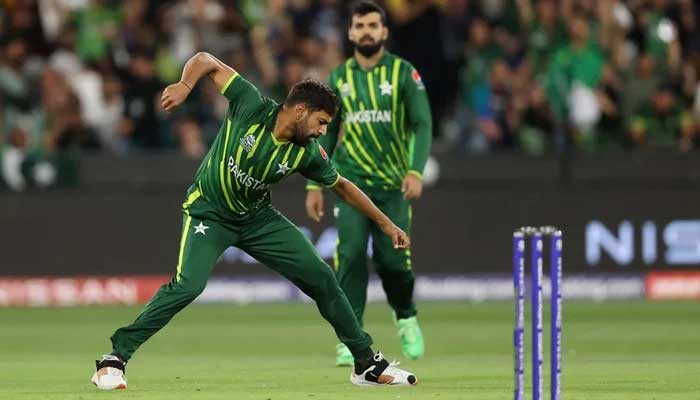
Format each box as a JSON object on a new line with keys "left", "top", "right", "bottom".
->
{"left": 194, "top": 72, "right": 339, "bottom": 217}
{"left": 308, "top": 52, "right": 432, "bottom": 191}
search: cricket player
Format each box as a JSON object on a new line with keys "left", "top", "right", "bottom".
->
{"left": 304, "top": 1, "right": 432, "bottom": 366}
{"left": 91, "top": 51, "right": 418, "bottom": 389}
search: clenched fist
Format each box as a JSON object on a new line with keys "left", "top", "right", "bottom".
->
{"left": 382, "top": 224, "right": 411, "bottom": 249}
{"left": 161, "top": 81, "right": 192, "bottom": 112}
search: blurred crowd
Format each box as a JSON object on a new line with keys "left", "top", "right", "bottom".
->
{"left": 1, "top": 0, "right": 700, "bottom": 170}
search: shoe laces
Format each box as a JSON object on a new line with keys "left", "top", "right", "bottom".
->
{"left": 373, "top": 352, "right": 400, "bottom": 368}
{"left": 373, "top": 352, "right": 385, "bottom": 362}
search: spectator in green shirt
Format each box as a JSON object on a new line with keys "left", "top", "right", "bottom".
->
{"left": 629, "top": 82, "right": 694, "bottom": 149}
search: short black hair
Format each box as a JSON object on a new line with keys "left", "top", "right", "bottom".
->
{"left": 350, "top": 0, "right": 387, "bottom": 25}
{"left": 284, "top": 78, "right": 337, "bottom": 116}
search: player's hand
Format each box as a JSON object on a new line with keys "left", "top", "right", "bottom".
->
{"left": 385, "top": 225, "right": 410, "bottom": 249}
{"left": 161, "top": 81, "right": 192, "bottom": 112}
{"left": 401, "top": 173, "right": 423, "bottom": 200}
{"left": 305, "top": 190, "right": 325, "bottom": 222}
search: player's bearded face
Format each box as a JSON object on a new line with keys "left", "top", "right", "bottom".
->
{"left": 349, "top": 13, "right": 388, "bottom": 57}
{"left": 352, "top": 35, "right": 384, "bottom": 57}
{"left": 291, "top": 111, "right": 330, "bottom": 146}
{"left": 291, "top": 116, "right": 314, "bottom": 146}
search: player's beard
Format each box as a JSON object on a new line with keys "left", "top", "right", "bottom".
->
{"left": 352, "top": 37, "right": 384, "bottom": 57}
{"left": 290, "top": 118, "right": 315, "bottom": 147}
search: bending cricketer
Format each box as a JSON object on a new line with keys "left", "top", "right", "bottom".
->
{"left": 91, "top": 51, "right": 418, "bottom": 389}
{"left": 305, "top": 1, "right": 432, "bottom": 366}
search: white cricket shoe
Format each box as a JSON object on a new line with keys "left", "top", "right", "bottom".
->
{"left": 91, "top": 354, "right": 127, "bottom": 390}
{"left": 350, "top": 352, "right": 418, "bottom": 386}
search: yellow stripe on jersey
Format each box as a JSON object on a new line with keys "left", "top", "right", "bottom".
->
{"left": 178, "top": 186, "right": 201, "bottom": 282}
{"left": 219, "top": 71, "right": 239, "bottom": 95}
{"left": 260, "top": 146, "right": 282, "bottom": 182}
{"left": 358, "top": 102, "right": 384, "bottom": 152}
{"left": 291, "top": 147, "right": 306, "bottom": 172}
{"left": 184, "top": 188, "right": 201, "bottom": 209}
{"left": 345, "top": 126, "right": 396, "bottom": 186}
{"left": 367, "top": 73, "right": 378, "bottom": 109}
{"left": 246, "top": 124, "right": 266, "bottom": 159}
{"left": 278, "top": 144, "right": 294, "bottom": 177}
{"left": 175, "top": 213, "right": 194, "bottom": 282}
{"left": 391, "top": 59, "right": 401, "bottom": 135}
{"left": 343, "top": 139, "right": 374, "bottom": 178}
{"left": 233, "top": 124, "right": 259, "bottom": 190}
{"left": 333, "top": 237, "right": 340, "bottom": 271}
{"left": 219, "top": 119, "right": 239, "bottom": 212}
{"left": 345, "top": 61, "right": 356, "bottom": 100}
{"left": 390, "top": 141, "right": 408, "bottom": 171}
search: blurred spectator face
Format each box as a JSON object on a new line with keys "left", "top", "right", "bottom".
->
{"left": 129, "top": 55, "right": 154, "bottom": 79}
{"left": 3, "top": 38, "right": 27, "bottom": 68}
{"left": 290, "top": 0, "right": 312, "bottom": 9}
{"left": 569, "top": 16, "right": 589, "bottom": 45}
{"left": 229, "top": 48, "right": 250, "bottom": 73}
{"left": 103, "top": 76, "right": 123, "bottom": 101}
{"left": 56, "top": 26, "right": 77, "bottom": 50}
{"left": 300, "top": 37, "right": 324, "bottom": 66}
{"left": 177, "top": 119, "right": 206, "bottom": 159}
{"left": 638, "top": 54, "right": 656, "bottom": 77}
{"left": 537, "top": 0, "right": 557, "bottom": 25}
{"left": 469, "top": 19, "right": 490, "bottom": 48}
{"left": 348, "top": 11, "right": 388, "bottom": 57}
{"left": 267, "top": 0, "right": 287, "bottom": 17}
{"left": 40, "top": 69, "right": 70, "bottom": 109}
{"left": 283, "top": 58, "right": 305, "bottom": 90}
{"left": 653, "top": 0, "right": 670, "bottom": 11}
{"left": 125, "top": 0, "right": 147, "bottom": 26}
{"left": 8, "top": 127, "right": 28, "bottom": 149}
{"left": 8, "top": 4, "right": 33, "bottom": 32}
{"left": 653, "top": 87, "right": 675, "bottom": 113}
{"left": 490, "top": 60, "right": 510, "bottom": 88}
{"left": 530, "top": 85, "right": 547, "bottom": 106}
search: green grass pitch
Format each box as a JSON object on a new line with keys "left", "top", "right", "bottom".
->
{"left": 0, "top": 301, "right": 698, "bottom": 399}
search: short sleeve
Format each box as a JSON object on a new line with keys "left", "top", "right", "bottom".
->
{"left": 298, "top": 141, "right": 340, "bottom": 188}
{"left": 220, "top": 72, "right": 265, "bottom": 116}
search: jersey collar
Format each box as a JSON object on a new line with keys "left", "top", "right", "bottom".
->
{"left": 268, "top": 104, "right": 289, "bottom": 145}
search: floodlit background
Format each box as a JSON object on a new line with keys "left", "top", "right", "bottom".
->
{"left": 1, "top": 1, "right": 699, "bottom": 399}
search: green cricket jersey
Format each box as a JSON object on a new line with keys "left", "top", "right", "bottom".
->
{"left": 307, "top": 52, "right": 432, "bottom": 191}
{"left": 193, "top": 72, "right": 339, "bottom": 217}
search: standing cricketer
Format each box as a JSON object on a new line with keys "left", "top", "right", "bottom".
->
{"left": 91, "top": 51, "right": 419, "bottom": 390}
{"left": 305, "top": 1, "right": 432, "bottom": 366}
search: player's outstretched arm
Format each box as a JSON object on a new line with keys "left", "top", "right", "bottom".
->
{"left": 332, "top": 176, "right": 410, "bottom": 249}
{"left": 161, "top": 52, "right": 236, "bottom": 112}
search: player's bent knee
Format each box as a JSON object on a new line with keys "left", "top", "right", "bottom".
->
{"left": 310, "top": 263, "right": 341, "bottom": 296}
{"left": 171, "top": 280, "right": 206, "bottom": 299}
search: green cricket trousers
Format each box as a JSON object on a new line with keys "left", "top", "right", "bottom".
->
{"left": 333, "top": 189, "right": 416, "bottom": 327}
{"left": 110, "top": 188, "right": 373, "bottom": 361}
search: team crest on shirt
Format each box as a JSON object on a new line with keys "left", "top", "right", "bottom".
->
{"left": 319, "top": 145, "right": 329, "bottom": 161}
{"left": 412, "top": 69, "right": 425, "bottom": 90}
{"left": 240, "top": 134, "right": 256, "bottom": 152}
{"left": 339, "top": 82, "right": 351, "bottom": 98}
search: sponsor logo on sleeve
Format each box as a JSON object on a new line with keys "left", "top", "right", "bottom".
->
{"left": 412, "top": 69, "right": 425, "bottom": 90}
